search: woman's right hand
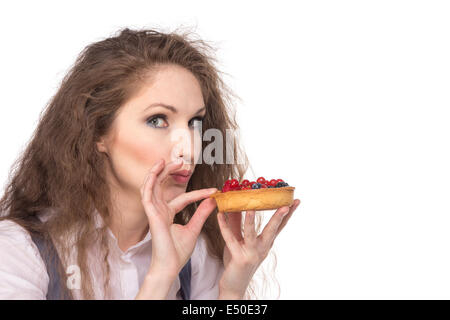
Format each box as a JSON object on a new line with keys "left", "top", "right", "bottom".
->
{"left": 139, "top": 158, "right": 218, "bottom": 281}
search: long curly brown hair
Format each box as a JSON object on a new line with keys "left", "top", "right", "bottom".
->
{"left": 0, "top": 27, "right": 269, "bottom": 299}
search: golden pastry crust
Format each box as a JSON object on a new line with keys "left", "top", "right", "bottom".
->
{"left": 209, "top": 187, "right": 295, "bottom": 212}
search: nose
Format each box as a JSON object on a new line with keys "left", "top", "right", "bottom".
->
{"left": 169, "top": 127, "right": 200, "bottom": 165}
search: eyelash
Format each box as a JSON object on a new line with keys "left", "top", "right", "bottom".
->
{"left": 146, "top": 114, "right": 204, "bottom": 129}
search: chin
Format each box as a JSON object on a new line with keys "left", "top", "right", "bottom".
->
{"left": 163, "top": 184, "right": 186, "bottom": 202}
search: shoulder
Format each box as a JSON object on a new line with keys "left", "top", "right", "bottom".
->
{"left": 0, "top": 219, "right": 48, "bottom": 299}
{"left": 0, "top": 218, "right": 33, "bottom": 242}
{"left": 0, "top": 219, "right": 38, "bottom": 251}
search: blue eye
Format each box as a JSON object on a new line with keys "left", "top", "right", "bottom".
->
{"left": 146, "top": 115, "right": 168, "bottom": 128}
{"left": 146, "top": 114, "right": 204, "bottom": 129}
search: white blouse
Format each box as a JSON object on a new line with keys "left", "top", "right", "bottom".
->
{"left": 0, "top": 210, "right": 224, "bottom": 300}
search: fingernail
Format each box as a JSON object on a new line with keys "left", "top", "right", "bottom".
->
{"left": 209, "top": 188, "right": 218, "bottom": 193}
{"left": 282, "top": 207, "right": 289, "bottom": 217}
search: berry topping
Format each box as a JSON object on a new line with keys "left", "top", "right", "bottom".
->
{"left": 256, "top": 177, "right": 266, "bottom": 184}
{"left": 220, "top": 178, "right": 289, "bottom": 192}
{"left": 275, "top": 181, "right": 289, "bottom": 188}
{"left": 230, "top": 179, "right": 239, "bottom": 188}
{"left": 269, "top": 179, "right": 278, "bottom": 187}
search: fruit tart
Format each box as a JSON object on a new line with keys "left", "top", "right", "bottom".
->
{"left": 209, "top": 177, "right": 295, "bottom": 212}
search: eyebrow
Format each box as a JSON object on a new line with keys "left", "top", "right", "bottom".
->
{"left": 144, "top": 103, "right": 206, "bottom": 115}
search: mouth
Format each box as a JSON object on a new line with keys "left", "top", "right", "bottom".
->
{"left": 170, "top": 172, "right": 192, "bottom": 185}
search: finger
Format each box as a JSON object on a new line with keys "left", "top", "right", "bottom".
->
{"left": 259, "top": 206, "right": 290, "bottom": 248}
{"left": 153, "top": 158, "right": 184, "bottom": 201}
{"left": 141, "top": 160, "right": 173, "bottom": 242}
{"left": 140, "top": 158, "right": 164, "bottom": 197}
{"left": 140, "top": 159, "right": 162, "bottom": 194}
{"left": 141, "top": 159, "right": 165, "bottom": 209}
{"left": 185, "top": 198, "right": 216, "bottom": 237}
{"left": 276, "top": 199, "right": 300, "bottom": 237}
{"left": 168, "top": 188, "right": 218, "bottom": 219}
{"left": 244, "top": 210, "right": 257, "bottom": 245}
{"left": 225, "top": 211, "right": 244, "bottom": 241}
{"left": 217, "top": 212, "right": 241, "bottom": 252}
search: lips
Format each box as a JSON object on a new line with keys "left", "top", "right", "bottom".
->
{"left": 170, "top": 169, "right": 192, "bottom": 184}
{"left": 171, "top": 169, "right": 192, "bottom": 177}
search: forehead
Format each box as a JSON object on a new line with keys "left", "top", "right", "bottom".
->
{"left": 123, "top": 64, "right": 205, "bottom": 114}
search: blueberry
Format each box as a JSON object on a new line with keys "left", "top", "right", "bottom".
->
{"left": 275, "top": 182, "right": 289, "bottom": 188}
{"left": 252, "top": 183, "right": 261, "bottom": 189}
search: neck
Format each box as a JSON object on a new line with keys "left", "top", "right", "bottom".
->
{"left": 108, "top": 185, "right": 149, "bottom": 253}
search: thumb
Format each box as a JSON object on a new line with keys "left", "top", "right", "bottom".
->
{"left": 186, "top": 198, "right": 217, "bottom": 237}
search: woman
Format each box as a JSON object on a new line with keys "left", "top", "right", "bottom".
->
{"left": 0, "top": 27, "right": 300, "bottom": 299}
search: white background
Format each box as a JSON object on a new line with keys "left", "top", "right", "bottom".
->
{"left": 1, "top": 0, "right": 449, "bottom": 299}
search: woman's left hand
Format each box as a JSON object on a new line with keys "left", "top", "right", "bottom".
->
{"left": 217, "top": 199, "right": 301, "bottom": 299}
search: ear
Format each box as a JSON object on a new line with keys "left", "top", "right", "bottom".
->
{"left": 96, "top": 138, "right": 108, "bottom": 154}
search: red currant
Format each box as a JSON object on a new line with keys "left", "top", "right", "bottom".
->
{"left": 222, "top": 185, "right": 232, "bottom": 192}
{"left": 224, "top": 179, "right": 232, "bottom": 186}
{"left": 241, "top": 179, "right": 250, "bottom": 186}
{"left": 276, "top": 179, "right": 284, "bottom": 183}
{"left": 227, "top": 179, "right": 239, "bottom": 190}
{"left": 257, "top": 177, "right": 266, "bottom": 184}
{"left": 260, "top": 184, "right": 268, "bottom": 188}
{"left": 269, "top": 179, "right": 278, "bottom": 187}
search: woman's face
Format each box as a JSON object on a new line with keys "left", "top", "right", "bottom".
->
{"left": 97, "top": 64, "right": 206, "bottom": 202}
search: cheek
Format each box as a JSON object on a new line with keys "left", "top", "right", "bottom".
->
{"left": 117, "top": 132, "right": 159, "bottom": 165}
{"left": 108, "top": 130, "right": 164, "bottom": 188}
{"left": 126, "top": 138, "right": 157, "bottom": 162}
